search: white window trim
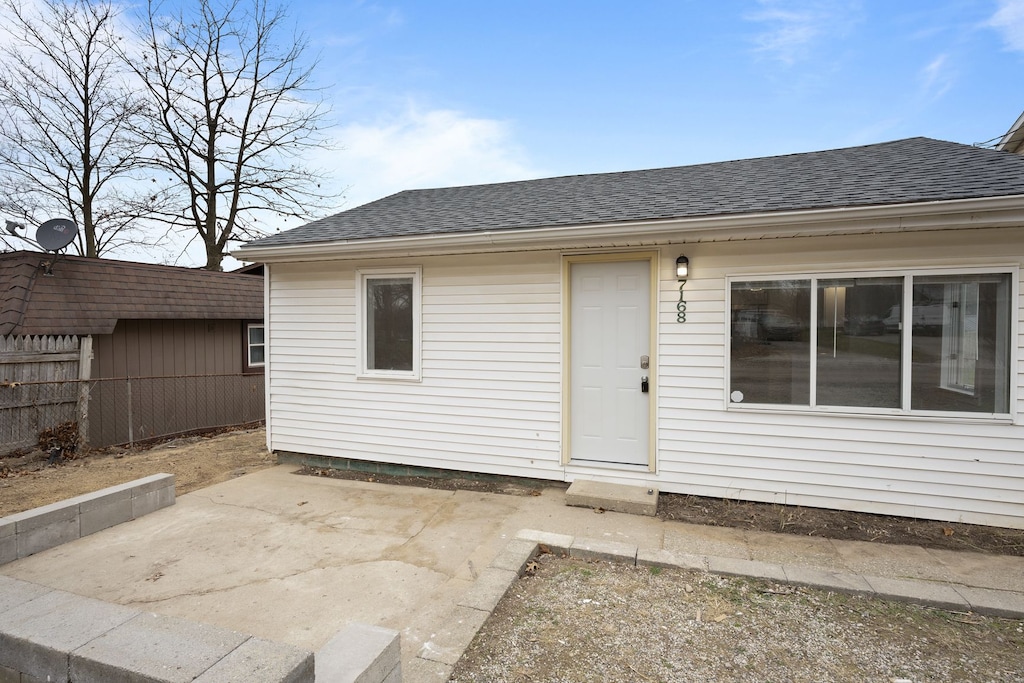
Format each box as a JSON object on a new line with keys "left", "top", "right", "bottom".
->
{"left": 246, "top": 322, "right": 265, "bottom": 368}
{"left": 356, "top": 266, "right": 422, "bottom": 381}
{"left": 724, "top": 265, "right": 1018, "bottom": 421}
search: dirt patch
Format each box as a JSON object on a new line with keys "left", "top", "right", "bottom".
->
{"left": 658, "top": 493, "right": 1024, "bottom": 557}
{"left": 298, "top": 465, "right": 558, "bottom": 497}
{"left": 450, "top": 554, "right": 1024, "bottom": 683}
{"left": 0, "top": 427, "right": 274, "bottom": 517}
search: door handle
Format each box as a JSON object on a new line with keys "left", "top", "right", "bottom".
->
{"left": 641, "top": 376, "right": 649, "bottom": 393}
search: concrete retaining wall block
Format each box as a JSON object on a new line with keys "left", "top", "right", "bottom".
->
{"left": 316, "top": 623, "right": 401, "bottom": 683}
{"left": 0, "top": 473, "right": 175, "bottom": 566}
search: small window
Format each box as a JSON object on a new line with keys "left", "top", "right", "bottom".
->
{"left": 358, "top": 267, "right": 421, "bottom": 379}
{"left": 247, "top": 323, "right": 265, "bottom": 368}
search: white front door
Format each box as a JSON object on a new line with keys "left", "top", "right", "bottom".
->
{"left": 569, "top": 259, "right": 652, "bottom": 466}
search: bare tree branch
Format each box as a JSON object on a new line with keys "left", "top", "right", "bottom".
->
{"left": 0, "top": 0, "right": 161, "bottom": 258}
{"left": 129, "top": 0, "right": 337, "bottom": 271}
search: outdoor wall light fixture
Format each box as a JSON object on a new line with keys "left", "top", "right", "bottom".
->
{"left": 675, "top": 255, "right": 689, "bottom": 281}
{"left": 675, "top": 255, "right": 689, "bottom": 323}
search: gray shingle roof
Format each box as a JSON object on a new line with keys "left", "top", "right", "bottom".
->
{"left": 249, "top": 137, "right": 1024, "bottom": 248}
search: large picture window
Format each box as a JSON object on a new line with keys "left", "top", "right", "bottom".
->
{"left": 358, "top": 267, "right": 421, "bottom": 379}
{"left": 729, "top": 271, "right": 1013, "bottom": 417}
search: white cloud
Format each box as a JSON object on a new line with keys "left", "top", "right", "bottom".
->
{"left": 319, "top": 106, "right": 546, "bottom": 210}
{"left": 745, "top": 0, "right": 860, "bottom": 65}
{"left": 920, "top": 53, "right": 954, "bottom": 100}
{"left": 183, "top": 104, "right": 547, "bottom": 267}
{"left": 988, "top": 0, "right": 1024, "bottom": 52}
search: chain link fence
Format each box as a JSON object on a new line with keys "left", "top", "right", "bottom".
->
{"left": 1, "top": 373, "right": 264, "bottom": 455}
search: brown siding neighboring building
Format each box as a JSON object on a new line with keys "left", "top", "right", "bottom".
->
{"left": 92, "top": 319, "right": 246, "bottom": 378}
{"left": 0, "top": 251, "right": 265, "bottom": 448}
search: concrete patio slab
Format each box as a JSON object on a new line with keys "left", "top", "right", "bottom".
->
{"left": 636, "top": 547, "right": 705, "bottom": 571}
{"left": 746, "top": 532, "right": 845, "bottom": 570}
{"left": 953, "top": 586, "right": 1024, "bottom": 619}
{"left": 925, "top": 546, "right": 1024, "bottom": 592}
{"left": 706, "top": 556, "right": 788, "bottom": 582}
{"left": 2, "top": 463, "right": 1023, "bottom": 682}
{"left": 569, "top": 536, "right": 638, "bottom": 563}
{"left": 0, "top": 575, "right": 51, "bottom": 614}
{"left": 863, "top": 575, "right": 971, "bottom": 612}
{"left": 831, "top": 538, "right": 959, "bottom": 583}
{"left": 661, "top": 522, "right": 751, "bottom": 559}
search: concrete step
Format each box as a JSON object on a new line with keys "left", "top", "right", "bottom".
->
{"left": 565, "top": 480, "right": 659, "bottom": 517}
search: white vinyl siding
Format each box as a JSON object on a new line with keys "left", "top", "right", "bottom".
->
{"left": 264, "top": 224, "right": 1024, "bottom": 529}
{"left": 267, "top": 253, "right": 564, "bottom": 478}
{"left": 657, "top": 227, "right": 1024, "bottom": 528}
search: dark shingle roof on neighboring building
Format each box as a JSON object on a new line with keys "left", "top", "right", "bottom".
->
{"left": 0, "top": 251, "right": 263, "bottom": 336}
{"left": 247, "top": 137, "right": 1024, "bottom": 249}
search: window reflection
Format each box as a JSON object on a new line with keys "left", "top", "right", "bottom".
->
{"left": 816, "top": 278, "right": 902, "bottom": 408}
{"left": 727, "top": 271, "right": 1012, "bottom": 416}
{"left": 247, "top": 323, "right": 265, "bottom": 367}
{"left": 910, "top": 274, "right": 1011, "bottom": 413}
{"left": 366, "top": 278, "right": 413, "bottom": 371}
{"left": 730, "top": 280, "right": 811, "bottom": 405}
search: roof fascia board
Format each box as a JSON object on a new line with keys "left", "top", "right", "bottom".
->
{"left": 998, "top": 111, "right": 1024, "bottom": 153}
{"left": 235, "top": 194, "right": 1024, "bottom": 262}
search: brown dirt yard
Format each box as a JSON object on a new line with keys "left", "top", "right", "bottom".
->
{"left": 0, "top": 427, "right": 274, "bottom": 517}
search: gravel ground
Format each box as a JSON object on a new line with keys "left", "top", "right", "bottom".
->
{"left": 450, "top": 555, "right": 1024, "bottom": 683}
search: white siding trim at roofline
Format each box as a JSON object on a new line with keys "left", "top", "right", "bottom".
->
{"left": 266, "top": 252, "right": 565, "bottom": 479}
{"left": 264, "top": 225, "right": 1024, "bottom": 529}
{"left": 236, "top": 195, "right": 1024, "bottom": 262}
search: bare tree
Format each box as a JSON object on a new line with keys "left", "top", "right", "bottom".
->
{"left": 132, "top": 0, "right": 333, "bottom": 271}
{"left": 0, "top": 0, "right": 155, "bottom": 257}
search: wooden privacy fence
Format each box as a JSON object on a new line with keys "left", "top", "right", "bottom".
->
{"left": 0, "top": 335, "right": 84, "bottom": 452}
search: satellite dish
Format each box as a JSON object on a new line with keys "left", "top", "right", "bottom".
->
{"left": 36, "top": 218, "right": 78, "bottom": 252}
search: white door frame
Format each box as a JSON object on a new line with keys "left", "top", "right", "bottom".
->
{"left": 561, "top": 251, "right": 659, "bottom": 470}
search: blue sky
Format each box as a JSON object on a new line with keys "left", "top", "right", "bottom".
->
{"left": 7, "top": 0, "right": 1022, "bottom": 265}
{"left": 288, "top": 0, "right": 1024, "bottom": 220}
